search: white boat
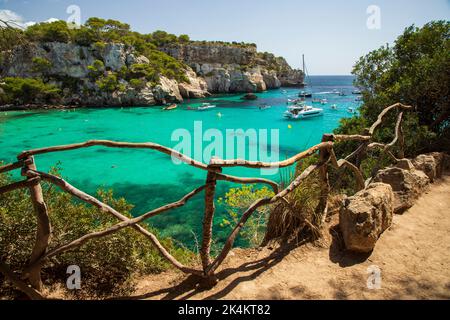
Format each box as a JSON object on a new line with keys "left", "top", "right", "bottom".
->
{"left": 348, "top": 107, "right": 356, "bottom": 114}
{"left": 259, "top": 104, "right": 272, "bottom": 110}
{"left": 287, "top": 98, "right": 303, "bottom": 104}
{"left": 331, "top": 104, "right": 338, "bottom": 110}
{"left": 284, "top": 104, "right": 323, "bottom": 120}
{"left": 320, "top": 99, "right": 328, "bottom": 105}
{"left": 197, "top": 103, "right": 217, "bottom": 111}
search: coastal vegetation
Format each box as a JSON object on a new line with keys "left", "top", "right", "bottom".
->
{"left": 336, "top": 21, "right": 449, "bottom": 158}
{"left": 0, "top": 167, "right": 194, "bottom": 298}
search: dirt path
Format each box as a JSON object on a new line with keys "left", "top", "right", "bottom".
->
{"left": 132, "top": 174, "right": 450, "bottom": 300}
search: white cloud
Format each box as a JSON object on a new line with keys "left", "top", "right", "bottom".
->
{"left": 0, "top": 9, "right": 60, "bottom": 29}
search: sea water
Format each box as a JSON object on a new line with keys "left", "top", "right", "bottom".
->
{"left": 0, "top": 76, "right": 361, "bottom": 247}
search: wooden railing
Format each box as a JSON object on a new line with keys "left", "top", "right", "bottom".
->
{"left": 0, "top": 103, "right": 412, "bottom": 299}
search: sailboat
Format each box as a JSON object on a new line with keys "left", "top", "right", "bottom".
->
{"left": 298, "top": 54, "right": 313, "bottom": 98}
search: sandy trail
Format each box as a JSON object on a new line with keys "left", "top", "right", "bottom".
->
{"left": 132, "top": 174, "right": 450, "bottom": 300}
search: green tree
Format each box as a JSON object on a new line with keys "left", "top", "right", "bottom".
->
{"left": 0, "top": 77, "right": 60, "bottom": 104}
{"left": 338, "top": 21, "right": 449, "bottom": 156}
{"left": 25, "top": 21, "right": 71, "bottom": 43}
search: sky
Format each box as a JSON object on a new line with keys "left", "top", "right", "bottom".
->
{"left": 1, "top": 0, "right": 449, "bottom": 74}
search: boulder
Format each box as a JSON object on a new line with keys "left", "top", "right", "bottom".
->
{"left": 178, "top": 69, "right": 210, "bottom": 99}
{"left": 395, "top": 159, "right": 415, "bottom": 171}
{"left": 412, "top": 154, "right": 438, "bottom": 182}
{"left": 153, "top": 76, "right": 183, "bottom": 103}
{"left": 373, "top": 167, "right": 430, "bottom": 213}
{"left": 425, "top": 152, "right": 447, "bottom": 178}
{"left": 340, "top": 183, "right": 394, "bottom": 253}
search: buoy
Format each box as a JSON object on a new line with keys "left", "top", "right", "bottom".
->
{"left": 288, "top": 124, "right": 293, "bottom": 129}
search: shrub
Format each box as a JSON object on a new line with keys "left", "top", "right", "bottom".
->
{"left": 96, "top": 73, "right": 120, "bottom": 92}
{"left": 87, "top": 59, "right": 105, "bottom": 79}
{"left": 0, "top": 167, "right": 194, "bottom": 299}
{"left": 25, "top": 21, "right": 71, "bottom": 43}
{"left": 129, "top": 78, "right": 146, "bottom": 90}
{"left": 0, "top": 77, "right": 60, "bottom": 105}
{"left": 31, "top": 57, "right": 52, "bottom": 74}
{"left": 218, "top": 185, "right": 274, "bottom": 247}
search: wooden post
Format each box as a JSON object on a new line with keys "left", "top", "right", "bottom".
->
{"left": 22, "top": 156, "right": 51, "bottom": 292}
{"left": 315, "top": 135, "right": 333, "bottom": 224}
{"left": 398, "top": 121, "right": 405, "bottom": 159}
{"left": 200, "top": 165, "right": 221, "bottom": 285}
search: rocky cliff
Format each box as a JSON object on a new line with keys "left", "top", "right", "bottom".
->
{"left": 0, "top": 42, "right": 210, "bottom": 106}
{"left": 160, "top": 43, "right": 304, "bottom": 93}
{"left": 1, "top": 41, "right": 303, "bottom": 107}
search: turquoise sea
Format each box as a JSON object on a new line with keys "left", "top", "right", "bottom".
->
{"left": 0, "top": 75, "right": 361, "bottom": 248}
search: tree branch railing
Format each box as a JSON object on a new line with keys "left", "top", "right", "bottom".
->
{"left": 0, "top": 103, "right": 412, "bottom": 298}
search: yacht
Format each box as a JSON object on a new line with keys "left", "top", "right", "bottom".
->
{"left": 197, "top": 103, "right": 217, "bottom": 111}
{"left": 284, "top": 104, "right": 323, "bottom": 120}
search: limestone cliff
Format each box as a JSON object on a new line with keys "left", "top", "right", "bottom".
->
{"left": 0, "top": 42, "right": 209, "bottom": 106}
{"left": 1, "top": 41, "right": 303, "bottom": 107}
{"left": 160, "top": 43, "right": 304, "bottom": 93}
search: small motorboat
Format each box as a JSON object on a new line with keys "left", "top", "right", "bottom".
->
{"left": 320, "top": 99, "right": 328, "bottom": 105}
{"left": 287, "top": 98, "right": 303, "bottom": 104}
{"left": 348, "top": 107, "right": 356, "bottom": 114}
{"left": 163, "top": 104, "right": 177, "bottom": 110}
{"left": 298, "top": 91, "right": 312, "bottom": 98}
{"left": 284, "top": 104, "right": 323, "bottom": 120}
{"left": 259, "top": 104, "right": 272, "bottom": 111}
{"left": 197, "top": 103, "right": 217, "bottom": 111}
{"left": 331, "top": 104, "right": 338, "bottom": 110}
{"left": 352, "top": 90, "right": 362, "bottom": 95}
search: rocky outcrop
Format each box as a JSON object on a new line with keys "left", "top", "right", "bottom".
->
{"left": 1, "top": 41, "right": 303, "bottom": 107}
{"left": 373, "top": 167, "right": 430, "bottom": 213}
{"left": 340, "top": 183, "right": 394, "bottom": 253}
{"left": 1, "top": 42, "right": 209, "bottom": 106}
{"left": 160, "top": 43, "right": 304, "bottom": 93}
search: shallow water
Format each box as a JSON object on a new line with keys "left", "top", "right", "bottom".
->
{"left": 0, "top": 76, "right": 361, "bottom": 247}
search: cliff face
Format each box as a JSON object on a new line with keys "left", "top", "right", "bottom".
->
{"left": 1, "top": 41, "right": 303, "bottom": 107}
{"left": 160, "top": 44, "right": 304, "bottom": 93}
{"left": 1, "top": 42, "right": 209, "bottom": 106}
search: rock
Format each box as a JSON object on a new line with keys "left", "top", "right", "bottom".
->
{"left": 178, "top": 68, "right": 210, "bottom": 98}
{"left": 339, "top": 183, "right": 394, "bottom": 253}
{"left": 153, "top": 76, "right": 183, "bottom": 103}
{"left": 425, "top": 152, "right": 446, "bottom": 178}
{"left": 262, "top": 71, "right": 282, "bottom": 89}
{"left": 373, "top": 167, "right": 430, "bottom": 213}
{"left": 242, "top": 93, "right": 258, "bottom": 100}
{"left": 160, "top": 43, "right": 303, "bottom": 93}
{"left": 395, "top": 159, "right": 415, "bottom": 171}
{"left": 412, "top": 154, "right": 438, "bottom": 182}
{"left": 103, "top": 43, "right": 129, "bottom": 71}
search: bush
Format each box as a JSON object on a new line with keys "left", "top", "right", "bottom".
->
{"left": 0, "top": 77, "right": 60, "bottom": 105}
{"left": 25, "top": 21, "right": 71, "bottom": 43}
{"left": 87, "top": 59, "right": 105, "bottom": 79}
{"left": 344, "top": 21, "right": 450, "bottom": 155}
{"left": 0, "top": 167, "right": 194, "bottom": 299}
{"left": 129, "top": 78, "right": 146, "bottom": 90}
{"left": 96, "top": 73, "right": 120, "bottom": 92}
{"left": 218, "top": 185, "right": 274, "bottom": 247}
{"left": 31, "top": 57, "right": 52, "bottom": 74}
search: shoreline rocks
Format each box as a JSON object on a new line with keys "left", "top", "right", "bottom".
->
{"left": 340, "top": 183, "right": 394, "bottom": 253}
